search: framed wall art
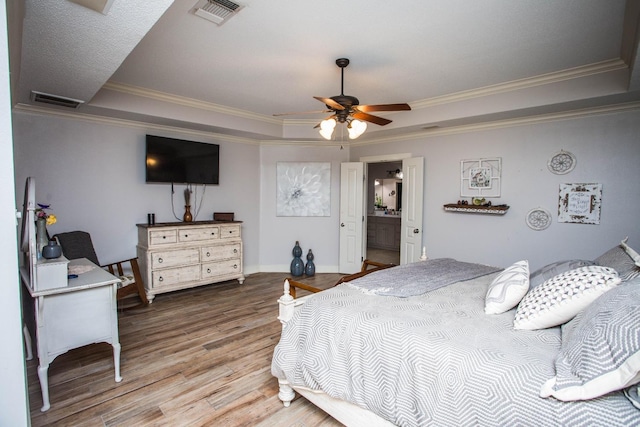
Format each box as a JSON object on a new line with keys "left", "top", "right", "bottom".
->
{"left": 276, "top": 162, "right": 331, "bottom": 217}
{"left": 558, "top": 183, "right": 602, "bottom": 224}
{"left": 460, "top": 157, "right": 501, "bottom": 197}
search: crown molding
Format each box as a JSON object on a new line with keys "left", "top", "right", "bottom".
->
{"left": 411, "top": 59, "right": 628, "bottom": 109}
{"left": 348, "top": 100, "right": 640, "bottom": 146}
{"left": 101, "top": 81, "right": 281, "bottom": 125}
{"left": 14, "top": 99, "right": 640, "bottom": 148}
{"left": 12, "top": 103, "right": 260, "bottom": 145}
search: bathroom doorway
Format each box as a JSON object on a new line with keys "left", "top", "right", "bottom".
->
{"left": 366, "top": 161, "right": 402, "bottom": 265}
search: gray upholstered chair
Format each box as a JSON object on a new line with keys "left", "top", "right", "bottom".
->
{"left": 54, "top": 231, "right": 148, "bottom": 310}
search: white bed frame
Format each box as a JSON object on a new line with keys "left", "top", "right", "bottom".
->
{"left": 276, "top": 279, "right": 396, "bottom": 427}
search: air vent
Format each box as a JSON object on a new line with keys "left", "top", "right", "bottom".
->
{"left": 31, "top": 91, "right": 84, "bottom": 109}
{"left": 194, "top": 0, "right": 243, "bottom": 25}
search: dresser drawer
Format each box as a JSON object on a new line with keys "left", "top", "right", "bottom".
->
{"left": 149, "top": 229, "right": 177, "bottom": 245}
{"left": 178, "top": 227, "right": 219, "bottom": 243}
{"left": 201, "top": 243, "right": 241, "bottom": 261}
{"left": 220, "top": 225, "right": 241, "bottom": 239}
{"left": 151, "top": 248, "right": 200, "bottom": 269}
{"left": 201, "top": 259, "right": 242, "bottom": 279}
{"left": 152, "top": 265, "right": 200, "bottom": 288}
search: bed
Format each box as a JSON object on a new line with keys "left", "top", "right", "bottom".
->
{"left": 271, "top": 242, "right": 640, "bottom": 426}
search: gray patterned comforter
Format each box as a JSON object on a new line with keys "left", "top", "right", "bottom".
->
{"left": 271, "top": 267, "right": 640, "bottom": 426}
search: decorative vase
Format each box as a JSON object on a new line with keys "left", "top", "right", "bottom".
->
{"left": 36, "top": 218, "right": 48, "bottom": 259}
{"left": 290, "top": 241, "right": 304, "bottom": 277}
{"left": 42, "top": 240, "right": 62, "bottom": 259}
{"left": 304, "top": 249, "right": 315, "bottom": 276}
{"left": 183, "top": 205, "right": 193, "bottom": 222}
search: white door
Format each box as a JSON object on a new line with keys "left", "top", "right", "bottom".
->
{"left": 400, "top": 157, "right": 424, "bottom": 264}
{"left": 339, "top": 162, "right": 364, "bottom": 274}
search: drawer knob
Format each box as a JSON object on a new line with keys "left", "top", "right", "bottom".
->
{"left": 207, "top": 268, "right": 211, "bottom": 273}
{"left": 184, "top": 234, "right": 189, "bottom": 238}
{"left": 162, "top": 236, "right": 166, "bottom": 239}
{"left": 233, "top": 264, "right": 238, "bottom": 269}
{"left": 158, "top": 257, "right": 163, "bottom": 263}
{"left": 233, "top": 249, "right": 238, "bottom": 253}
{"left": 206, "top": 251, "right": 211, "bottom": 257}
{"left": 158, "top": 276, "right": 164, "bottom": 282}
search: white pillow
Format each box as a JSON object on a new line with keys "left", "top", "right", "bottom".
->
{"left": 513, "top": 265, "right": 621, "bottom": 330}
{"left": 485, "top": 260, "right": 529, "bottom": 314}
{"left": 540, "top": 278, "right": 640, "bottom": 401}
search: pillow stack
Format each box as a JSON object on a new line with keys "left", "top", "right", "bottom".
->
{"left": 485, "top": 238, "right": 640, "bottom": 403}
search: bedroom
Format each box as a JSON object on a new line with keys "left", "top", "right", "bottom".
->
{"left": 1, "top": 0, "right": 640, "bottom": 425}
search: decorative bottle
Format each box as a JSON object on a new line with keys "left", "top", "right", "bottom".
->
{"left": 290, "top": 241, "right": 304, "bottom": 277}
{"left": 304, "top": 249, "right": 315, "bottom": 276}
{"left": 183, "top": 205, "right": 193, "bottom": 222}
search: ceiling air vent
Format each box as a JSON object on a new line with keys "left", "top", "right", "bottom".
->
{"left": 31, "top": 91, "right": 84, "bottom": 109}
{"left": 194, "top": 0, "right": 243, "bottom": 25}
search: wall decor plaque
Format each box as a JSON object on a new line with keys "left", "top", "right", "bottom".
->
{"left": 460, "top": 158, "right": 501, "bottom": 197}
{"left": 526, "top": 208, "right": 552, "bottom": 230}
{"left": 548, "top": 150, "right": 576, "bottom": 175}
{"left": 558, "top": 183, "right": 601, "bottom": 224}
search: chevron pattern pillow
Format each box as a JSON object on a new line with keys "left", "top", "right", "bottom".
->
{"left": 540, "top": 278, "right": 640, "bottom": 401}
{"left": 485, "top": 260, "right": 529, "bottom": 314}
{"left": 513, "top": 265, "right": 621, "bottom": 330}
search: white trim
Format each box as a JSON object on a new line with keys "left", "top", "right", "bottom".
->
{"left": 102, "top": 81, "right": 280, "bottom": 125}
{"left": 411, "top": 59, "right": 627, "bottom": 109}
{"left": 359, "top": 153, "right": 412, "bottom": 163}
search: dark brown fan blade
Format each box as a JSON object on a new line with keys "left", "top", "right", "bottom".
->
{"left": 354, "top": 103, "right": 411, "bottom": 113}
{"left": 273, "top": 110, "right": 331, "bottom": 117}
{"left": 351, "top": 112, "right": 392, "bottom": 126}
{"left": 313, "top": 96, "right": 345, "bottom": 111}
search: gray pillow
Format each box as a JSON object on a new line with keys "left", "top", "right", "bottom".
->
{"left": 540, "top": 277, "right": 640, "bottom": 401}
{"left": 529, "top": 259, "right": 594, "bottom": 288}
{"left": 594, "top": 242, "right": 640, "bottom": 281}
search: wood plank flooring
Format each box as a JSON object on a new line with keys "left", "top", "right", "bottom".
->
{"left": 26, "top": 273, "right": 345, "bottom": 426}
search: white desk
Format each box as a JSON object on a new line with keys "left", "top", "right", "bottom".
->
{"left": 21, "top": 257, "right": 122, "bottom": 412}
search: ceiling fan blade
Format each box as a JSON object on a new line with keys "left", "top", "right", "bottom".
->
{"left": 313, "top": 96, "right": 345, "bottom": 111}
{"left": 354, "top": 103, "right": 411, "bottom": 113}
{"left": 273, "top": 110, "right": 330, "bottom": 117}
{"left": 352, "top": 112, "right": 392, "bottom": 126}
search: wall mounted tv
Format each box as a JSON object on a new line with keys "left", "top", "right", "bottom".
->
{"left": 145, "top": 135, "right": 219, "bottom": 184}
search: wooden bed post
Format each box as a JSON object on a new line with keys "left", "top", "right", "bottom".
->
{"left": 277, "top": 279, "right": 295, "bottom": 328}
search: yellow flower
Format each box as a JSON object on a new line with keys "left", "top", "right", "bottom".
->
{"left": 46, "top": 214, "right": 57, "bottom": 226}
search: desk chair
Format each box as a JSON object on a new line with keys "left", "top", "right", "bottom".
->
{"left": 54, "top": 231, "right": 149, "bottom": 310}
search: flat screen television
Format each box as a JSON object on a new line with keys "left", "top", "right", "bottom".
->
{"left": 145, "top": 135, "right": 219, "bottom": 184}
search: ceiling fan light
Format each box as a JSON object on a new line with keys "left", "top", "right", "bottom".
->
{"left": 319, "top": 118, "right": 336, "bottom": 140}
{"left": 348, "top": 119, "right": 367, "bottom": 139}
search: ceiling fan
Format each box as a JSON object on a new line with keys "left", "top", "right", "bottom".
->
{"left": 274, "top": 58, "right": 411, "bottom": 139}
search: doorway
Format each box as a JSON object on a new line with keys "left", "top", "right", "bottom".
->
{"left": 366, "top": 161, "right": 402, "bottom": 265}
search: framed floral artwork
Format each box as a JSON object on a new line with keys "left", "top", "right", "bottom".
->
{"left": 276, "top": 162, "right": 331, "bottom": 216}
{"left": 460, "top": 158, "right": 501, "bottom": 197}
{"left": 558, "top": 183, "right": 602, "bottom": 224}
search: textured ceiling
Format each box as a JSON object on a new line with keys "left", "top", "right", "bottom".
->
{"left": 10, "top": 0, "right": 640, "bottom": 141}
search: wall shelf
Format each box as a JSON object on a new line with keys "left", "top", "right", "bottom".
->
{"left": 443, "top": 203, "right": 510, "bottom": 215}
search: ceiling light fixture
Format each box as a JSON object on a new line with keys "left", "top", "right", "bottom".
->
{"left": 319, "top": 118, "right": 337, "bottom": 140}
{"left": 319, "top": 118, "right": 367, "bottom": 140}
{"left": 347, "top": 119, "right": 367, "bottom": 139}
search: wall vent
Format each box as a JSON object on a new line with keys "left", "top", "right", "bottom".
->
{"left": 194, "top": 0, "right": 243, "bottom": 25}
{"left": 31, "top": 91, "right": 84, "bottom": 109}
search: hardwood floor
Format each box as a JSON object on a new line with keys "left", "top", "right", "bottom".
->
{"left": 27, "top": 273, "right": 345, "bottom": 426}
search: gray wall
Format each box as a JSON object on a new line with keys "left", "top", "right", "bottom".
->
{"left": 351, "top": 109, "right": 640, "bottom": 270}
{"left": 12, "top": 111, "right": 262, "bottom": 273}
{"left": 11, "top": 107, "right": 640, "bottom": 275}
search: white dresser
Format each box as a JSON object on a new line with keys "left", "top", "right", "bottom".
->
{"left": 136, "top": 221, "right": 244, "bottom": 302}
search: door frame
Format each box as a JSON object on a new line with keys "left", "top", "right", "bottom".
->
{"left": 359, "top": 153, "right": 414, "bottom": 262}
